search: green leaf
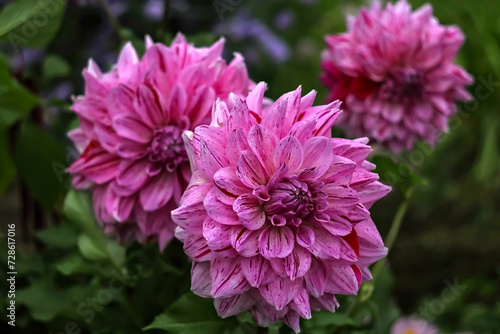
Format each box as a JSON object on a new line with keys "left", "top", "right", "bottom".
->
{"left": 63, "top": 190, "right": 96, "bottom": 234}
{"left": 144, "top": 293, "right": 237, "bottom": 333}
{"left": 0, "top": 0, "right": 67, "bottom": 49}
{"left": 64, "top": 190, "right": 126, "bottom": 267}
{"left": 305, "top": 311, "right": 359, "bottom": 328}
{"left": 105, "top": 239, "right": 126, "bottom": 269}
{"left": 17, "top": 280, "right": 99, "bottom": 321}
{"left": 371, "top": 154, "right": 426, "bottom": 194}
{"left": 77, "top": 233, "right": 107, "bottom": 261}
{"left": 43, "top": 54, "right": 71, "bottom": 79}
{"left": 0, "top": 54, "right": 39, "bottom": 128}
{"left": 55, "top": 253, "right": 88, "bottom": 275}
{"left": 36, "top": 222, "right": 79, "bottom": 249}
{"left": 474, "top": 118, "right": 499, "bottom": 184}
{"left": 55, "top": 253, "right": 112, "bottom": 276}
{"left": 16, "top": 281, "right": 68, "bottom": 321}
{"left": 0, "top": 128, "right": 16, "bottom": 193}
{"left": 14, "top": 120, "right": 67, "bottom": 211}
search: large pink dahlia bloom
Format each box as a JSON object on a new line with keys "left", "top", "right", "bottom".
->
{"left": 320, "top": 0, "right": 473, "bottom": 152}
{"left": 171, "top": 82, "right": 391, "bottom": 331}
{"left": 67, "top": 34, "right": 252, "bottom": 249}
{"left": 391, "top": 316, "right": 438, "bottom": 334}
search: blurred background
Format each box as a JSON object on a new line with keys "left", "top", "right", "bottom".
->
{"left": 0, "top": 0, "right": 499, "bottom": 333}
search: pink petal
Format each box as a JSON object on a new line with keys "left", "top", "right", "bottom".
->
{"left": 357, "top": 181, "right": 391, "bottom": 208}
{"left": 191, "top": 262, "right": 212, "bottom": 297}
{"left": 289, "top": 119, "right": 317, "bottom": 144}
{"left": 139, "top": 173, "right": 174, "bottom": 211}
{"left": 167, "top": 84, "right": 188, "bottom": 120}
{"left": 296, "top": 225, "right": 315, "bottom": 248}
{"left": 258, "top": 278, "right": 302, "bottom": 311}
{"left": 247, "top": 124, "right": 279, "bottom": 175}
{"left": 226, "top": 128, "right": 249, "bottom": 165}
{"left": 203, "top": 188, "right": 240, "bottom": 225}
{"left": 260, "top": 93, "right": 288, "bottom": 137}
{"left": 237, "top": 150, "right": 267, "bottom": 188}
{"left": 200, "top": 139, "right": 226, "bottom": 178}
{"left": 246, "top": 81, "right": 267, "bottom": 117}
{"left": 184, "top": 234, "right": 212, "bottom": 262}
{"left": 321, "top": 155, "right": 357, "bottom": 185}
{"left": 171, "top": 181, "right": 211, "bottom": 233}
{"left": 304, "top": 260, "right": 328, "bottom": 297}
{"left": 117, "top": 42, "right": 139, "bottom": 78}
{"left": 312, "top": 100, "right": 343, "bottom": 137}
{"left": 310, "top": 293, "right": 339, "bottom": 312}
{"left": 134, "top": 84, "right": 166, "bottom": 127}
{"left": 241, "top": 255, "right": 275, "bottom": 288}
{"left": 325, "top": 264, "right": 360, "bottom": 295}
{"left": 322, "top": 214, "right": 353, "bottom": 236}
{"left": 94, "top": 123, "right": 120, "bottom": 153}
{"left": 210, "top": 257, "right": 251, "bottom": 298}
{"left": 112, "top": 115, "right": 152, "bottom": 144}
{"left": 307, "top": 224, "right": 341, "bottom": 259}
{"left": 117, "top": 159, "right": 150, "bottom": 190}
{"left": 323, "top": 185, "right": 360, "bottom": 209}
{"left": 233, "top": 194, "right": 266, "bottom": 230}
{"left": 214, "top": 293, "right": 255, "bottom": 318}
{"left": 290, "top": 288, "right": 312, "bottom": 319}
{"left": 203, "top": 218, "right": 234, "bottom": 251}
{"left": 231, "top": 227, "right": 261, "bottom": 257}
{"left": 116, "top": 138, "right": 148, "bottom": 159}
{"left": 283, "top": 311, "right": 302, "bottom": 333}
{"left": 213, "top": 166, "right": 249, "bottom": 204}
{"left": 301, "top": 136, "right": 334, "bottom": 178}
{"left": 273, "top": 136, "right": 304, "bottom": 173}
{"left": 354, "top": 217, "right": 384, "bottom": 248}
{"left": 108, "top": 194, "right": 136, "bottom": 222}
{"left": 258, "top": 225, "right": 295, "bottom": 259}
{"left": 187, "top": 85, "right": 215, "bottom": 127}
{"left": 270, "top": 246, "right": 311, "bottom": 280}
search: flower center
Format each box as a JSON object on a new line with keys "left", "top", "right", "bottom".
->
{"left": 149, "top": 125, "right": 188, "bottom": 172}
{"left": 265, "top": 176, "right": 320, "bottom": 226}
{"left": 380, "top": 67, "right": 422, "bottom": 102}
{"left": 402, "top": 329, "right": 416, "bottom": 334}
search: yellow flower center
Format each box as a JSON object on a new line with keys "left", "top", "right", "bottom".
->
{"left": 402, "top": 329, "right": 416, "bottom": 334}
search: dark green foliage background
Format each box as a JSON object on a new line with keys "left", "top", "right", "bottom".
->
{"left": 0, "top": 0, "right": 499, "bottom": 333}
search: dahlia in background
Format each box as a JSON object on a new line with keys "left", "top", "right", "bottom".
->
{"left": 320, "top": 0, "right": 473, "bottom": 152}
{"left": 172, "top": 82, "right": 391, "bottom": 331}
{"left": 391, "top": 316, "right": 439, "bottom": 334}
{"left": 67, "top": 34, "right": 252, "bottom": 249}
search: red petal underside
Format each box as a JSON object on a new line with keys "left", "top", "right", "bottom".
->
{"left": 80, "top": 140, "right": 100, "bottom": 160}
{"left": 342, "top": 229, "right": 360, "bottom": 257}
{"left": 349, "top": 75, "right": 381, "bottom": 98}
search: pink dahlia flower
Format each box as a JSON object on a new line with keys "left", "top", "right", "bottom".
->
{"left": 391, "top": 316, "right": 439, "bottom": 334}
{"left": 67, "top": 34, "right": 252, "bottom": 250}
{"left": 171, "top": 82, "right": 391, "bottom": 331}
{"left": 320, "top": 0, "right": 473, "bottom": 152}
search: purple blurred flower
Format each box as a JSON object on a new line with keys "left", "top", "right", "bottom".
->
{"left": 214, "top": 10, "right": 290, "bottom": 64}
{"left": 143, "top": 0, "right": 164, "bottom": 21}
{"left": 274, "top": 9, "right": 296, "bottom": 30}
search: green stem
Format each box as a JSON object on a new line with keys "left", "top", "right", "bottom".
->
{"left": 332, "top": 188, "right": 413, "bottom": 334}
{"left": 371, "top": 188, "right": 412, "bottom": 282}
{"left": 158, "top": 0, "right": 171, "bottom": 40}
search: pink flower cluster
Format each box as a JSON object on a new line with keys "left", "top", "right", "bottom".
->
{"left": 67, "top": 34, "right": 252, "bottom": 249}
{"left": 172, "top": 82, "right": 391, "bottom": 331}
{"left": 68, "top": 0, "right": 473, "bottom": 326}
{"left": 321, "top": 0, "right": 473, "bottom": 152}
